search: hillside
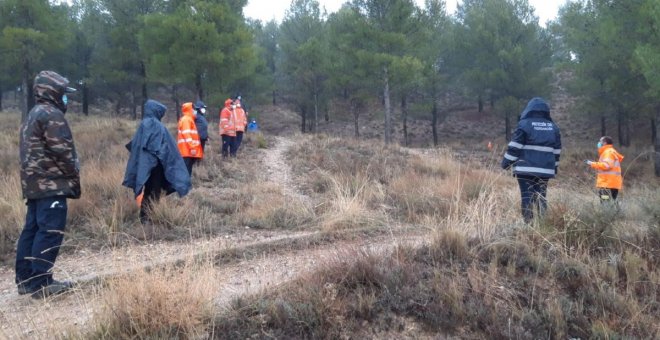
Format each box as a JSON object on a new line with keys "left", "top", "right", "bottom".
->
{"left": 0, "top": 104, "right": 658, "bottom": 338}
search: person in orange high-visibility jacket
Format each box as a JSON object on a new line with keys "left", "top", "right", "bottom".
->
{"left": 234, "top": 98, "right": 248, "bottom": 155}
{"left": 177, "top": 102, "right": 203, "bottom": 175}
{"left": 585, "top": 136, "right": 623, "bottom": 202}
{"left": 219, "top": 98, "right": 237, "bottom": 158}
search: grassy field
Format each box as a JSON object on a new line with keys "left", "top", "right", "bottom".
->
{"left": 0, "top": 110, "right": 658, "bottom": 339}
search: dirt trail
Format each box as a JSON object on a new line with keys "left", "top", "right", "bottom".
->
{"left": 260, "top": 135, "right": 309, "bottom": 201}
{"left": 0, "top": 136, "right": 428, "bottom": 338}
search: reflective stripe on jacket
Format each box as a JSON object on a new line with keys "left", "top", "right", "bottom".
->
{"left": 220, "top": 106, "right": 236, "bottom": 137}
{"left": 501, "top": 97, "right": 561, "bottom": 178}
{"left": 177, "top": 102, "right": 203, "bottom": 158}
{"left": 591, "top": 145, "right": 623, "bottom": 190}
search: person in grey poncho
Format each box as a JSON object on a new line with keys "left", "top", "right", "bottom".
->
{"left": 123, "top": 99, "right": 191, "bottom": 223}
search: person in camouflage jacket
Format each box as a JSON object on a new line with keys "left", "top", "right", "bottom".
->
{"left": 16, "top": 70, "right": 79, "bottom": 299}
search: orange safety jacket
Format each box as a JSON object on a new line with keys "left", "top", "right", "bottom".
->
{"left": 219, "top": 99, "right": 236, "bottom": 137}
{"left": 177, "top": 102, "right": 203, "bottom": 158}
{"left": 235, "top": 104, "right": 247, "bottom": 133}
{"left": 590, "top": 144, "right": 623, "bottom": 190}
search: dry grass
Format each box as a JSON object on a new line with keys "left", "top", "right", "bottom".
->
{"left": 0, "top": 113, "right": 24, "bottom": 259}
{"left": 210, "top": 135, "right": 660, "bottom": 338}
{"left": 317, "top": 170, "right": 388, "bottom": 231}
{"left": 0, "top": 173, "right": 24, "bottom": 259}
{"left": 0, "top": 112, "right": 233, "bottom": 259}
{"left": 214, "top": 213, "right": 660, "bottom": 338}
{"left": 232, "top": 182, "right": 315, "bottom": 229}
{"left": 2, "top": 111, "right": 659, "bottom": 338}
{"left": 87, "top": 262, "right": 218, "bottom": 339}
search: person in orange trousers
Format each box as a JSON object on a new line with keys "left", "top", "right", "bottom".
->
{"left": 177, "top": 102, "right": 203, "bottom": 175}
{"left": 585, "top": 136, "right": 624, "bottom": 203}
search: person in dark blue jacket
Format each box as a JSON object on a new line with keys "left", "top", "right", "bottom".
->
{"left": 501, "top": 97, "right": 561, "bottom": 223}
{"left": 123, "top": 99, "right": 191, "bottom": 223}
{"left": 194, "top": 100, "right": 209, "bottom": 152}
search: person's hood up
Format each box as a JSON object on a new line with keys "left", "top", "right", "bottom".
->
{"left": 33, "top": 71, "right": 76, "bottom": 112}
{"left": 224, "top": 98, "right": 233, "bottom": 108}
{"left": 182, "top": 102, "right": 194, "bottom": 118}
{"left": 143, "top": 99, "right": 167, "bottom": 121}
{"left": 520, "top": 97, "right": 551, "bottom": 121}
{"left": 194, "top": 100, "right": 206, "bottom": 110}
{"left": 598, "top": 144, "right": 624, "bottom": 162}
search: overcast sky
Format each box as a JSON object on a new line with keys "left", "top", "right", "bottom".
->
{"left": 245, "top": 0, "right": 567, "bottom": 26}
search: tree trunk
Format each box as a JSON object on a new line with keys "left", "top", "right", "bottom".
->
{"left": 301, "top": 105, "right": 306, "bottom": 133}
{"left": 82, "top": 81, "right": 89, "bottom": 115}
{"left": 478, "top": 94, "right": 483, "bottom": 113}
{"left": 432, "top": 100, "right": 438, "bottom": 147}
{"left": 195, "top": 73, "right": 204, "bottom": 101}
{"left": 654, "top": 107, "right": 660, "bottom": 177}
{"left": 114, "top": 98, "right": 121, "bottom": 116}
{"left": 353, "top": 103, "right": 360, "bottom": 138}
{"left": 22, "top": 60, "right": 34, "bottom": 122}
{"left": 383, "top": 67, "right": 392, "bottom": 144}
{"left": 401, "top": 95, "right": 408, "bottom": 146}
{"left": 26, "top": 63, "right": 35, "bottom": 114}
{"left": 314, "top": 93, "right": 319, "bottom": 133}
{"left": 21, "top": 76, "right": 28, "bottom": 122}
{"left": 617, "top": 112, "right": 630, "bottom": 147}
{"left": 652, "top": 118, "right": 657, "bottom": 146}
{"left": 600, "top": 115, "right": 606, "bottom": 137}
{"left": 272, "top": 90, "right": 277, "bottom": 106}
{"left": 131, "top": 90, "right": 138, "bottom": 120}
{"left": 140, "top": 61, "right": 148, "bottom": 119}
{"left": 172, "top": 85, "right": 180, "bottom": 122}
{"left": 0, "top": 87, "right": 3, "bottom": 112}
{"left": 505, "top": 113, "right": 511, "bottom": 141}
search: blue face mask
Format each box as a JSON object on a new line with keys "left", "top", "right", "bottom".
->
{"left": 597, "top": 142, "right": 603, "bottom": 148}
{"left": 62, "top": 95, "right": 68, "bottom": 106}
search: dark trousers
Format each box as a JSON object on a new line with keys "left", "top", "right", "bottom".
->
{"left": 235, "top": 131, "right": 244, "bottom": 154}
{"left": 222, "top": 135, "right": 236, "bottom": 158}
{"left": 140, "top": 163, "right": 165, "bottom": 224}
{"left": 201, "top": 139, "right": 207, "bottom": 152}
{"left": 15, "top": 196, "right": 67, "bottom": 290}
{"left": 516, "top": 175, "right": 549, "bottom": 223}
{"left": 183, "top": 157, "right": 196, "bottom": 175}
{"left": 598, "top": 188, "right": 619, "bottom": 202}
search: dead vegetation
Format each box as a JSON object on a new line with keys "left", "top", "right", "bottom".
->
{"left": 1, "top": 112, "right": 659, "bottom": 339}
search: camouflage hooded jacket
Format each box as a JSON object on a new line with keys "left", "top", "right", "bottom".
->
{"left": 19, "top": 71, "right": 81, "bottom": 200}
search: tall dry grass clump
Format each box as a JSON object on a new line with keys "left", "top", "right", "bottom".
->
{"left": 232, "top": 181, "right": 315, "bottom": 229}
{"left": 89, "top": 262, "right": 218, "bottom": 339}
{"left": 318, "top": 170, "right": 388, "bottom": 231}
{"left": 0, "top": 173, "right": 23, "bottom": 259}
{"left": 287, "top": 135, "right": 407, "bottom": 231}
{"left": 0, "top": 113, "right": 25, "bottom": 258}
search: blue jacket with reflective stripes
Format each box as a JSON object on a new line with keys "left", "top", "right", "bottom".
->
{"left": 501, "top": 97, "right": 561, "bottom": 178}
